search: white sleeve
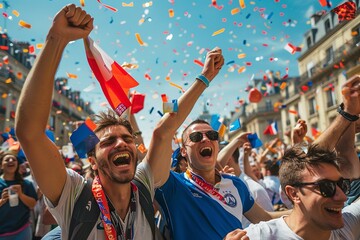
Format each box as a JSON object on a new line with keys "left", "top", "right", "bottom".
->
{"left": 341, "top": 199, "right": 360, "bottom": 239}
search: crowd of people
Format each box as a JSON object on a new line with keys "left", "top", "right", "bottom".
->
{"left": 0, "top": 4, "right": 359, "bottom": 240}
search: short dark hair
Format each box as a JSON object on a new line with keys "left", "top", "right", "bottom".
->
{"left": 181, "top": 119, "right": 211, "bottom": 146}
{"left": 279, "top": 144, "right": 340, "bottom": 195}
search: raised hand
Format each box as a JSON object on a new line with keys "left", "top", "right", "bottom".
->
{"left": 201, "top": 47, "right": 224, "bottom": 81}
{"left": 48, "top": 4, "right": 93, "bottom": 43}
{"left": 341, "top": 75, "right": 360, "bottom": 115}
{"left": 291, "top": 119, "right": 307, "bottom": 145}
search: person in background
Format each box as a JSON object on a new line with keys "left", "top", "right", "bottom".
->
{"left": 0, "top": 151, "right": 37, "bottom": 240}
{"left": 171, "top": 147, "right": 188, "bottom": 173}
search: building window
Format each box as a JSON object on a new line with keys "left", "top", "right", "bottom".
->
{"left": 308, "top": 97, "right": 316, "bottom": 115}
{"left": 324, "top": 19, "right": 331, "bottom": 33}
{"left": 325, "top": 47, "right": 334, "bottom": 65}
{"left": 307, "top": 62, "right": 315, "bottom": 78}
{"left": 326, "top": 88, "right": 336, "bottom": 108}
{"left": 307, "top": 36, "right": 312, "bottom": 48}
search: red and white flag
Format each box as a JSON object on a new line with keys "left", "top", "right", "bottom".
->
{"left": 284, "top": 43, "right": 302, "bottom": 54}
{"left": 84, "top": 37, "right": 139, "bottom": 116}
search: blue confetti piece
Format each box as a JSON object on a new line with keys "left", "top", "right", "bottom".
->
{"left": 226, "top": 60, "right": 235, "bottom": 65}
{"left": 157, "top": 110, "right": 164, "bottom": 117}
{"left": 267, "top": 12, "right": 273, "bottom": 20}
{"left": 243, "top": 40, "right": 247, "bottom": 45}
{"left": 150, "top": 107, "right": 154, "bottom": 114}
{"left": 246, "top": 13, "right": 251, "bottom": 19}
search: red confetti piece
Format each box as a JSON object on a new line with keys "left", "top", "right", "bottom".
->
{"left": 97, "top": 0, "right": 118, "bottom": 12}
{"left": 332, "top": 1, "right": 356, "bottom": 22}
{"left": 194, "top": 59, "right": 204, "bottom": 67}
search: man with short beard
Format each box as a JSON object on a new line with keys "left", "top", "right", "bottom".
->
{"left": 15, "top": 4, "right": 224, "bottom": 240}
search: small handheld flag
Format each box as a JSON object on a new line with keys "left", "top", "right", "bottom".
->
{"left": 70, "top": 119, "right": 100, "bottom": 158}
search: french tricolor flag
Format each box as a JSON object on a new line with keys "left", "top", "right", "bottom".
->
{"left": 263, "top": 121, "right": 278, "bottom": 135}
{"left": 84, "top": 37, "right": 139, "bottom": 116}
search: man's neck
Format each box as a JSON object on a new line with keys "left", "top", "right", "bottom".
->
{"left": 284, "top": 211, "right": 331, "bottom": 240}
{"left": 190, "top": 168, "right": 219, "bottom": 185}
{"left": 101, "top": 177, "right": 132, "bottom": 221}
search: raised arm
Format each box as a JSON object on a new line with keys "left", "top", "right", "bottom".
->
{"left": 15, "top": 5, "right": 93, "bottom": 204}
{"left": 242, "top": 142, "right": 259, "bottom": 182}
{"left": 314, "top": 75, "right": 360, "bottom": 150}
{"left": 217, "top": 132, "right": 249, "bottom": 168}
{"left": 335, "top": 119, "right": 360, "bottom": 179}
{"left": 145, "top": 48, "right": 224, "bottom": 186}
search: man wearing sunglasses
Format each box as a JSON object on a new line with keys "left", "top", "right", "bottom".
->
{"left": 241, "top": 144, "right": 360, "bottom": 240}
{"left": 155, "top": 119, "right": 290, "bottom": 240}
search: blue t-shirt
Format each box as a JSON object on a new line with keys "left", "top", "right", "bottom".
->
{"left": 155, "top": 171, "right": 254, "bottom": 240}
{"left": 0, "top": 178, "right": 38, "bottom": 234}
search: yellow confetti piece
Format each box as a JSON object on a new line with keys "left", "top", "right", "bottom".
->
{"left": 212, "top": 28, "right": 225, "bottom": 36}
{"left": 22, "top": 48, "right": 29, "bottom": 53}
{"left": 12, "top": 10, "right": 20, "bottom": 17}
{"left": 135, "top": 33, "right": 146, "bottom": 46}
{"left": 122, "top": 2, "right": 134, "bottom": 7}
{"left": 168, "top": 9, "right": 174, "bottom": 18}
{"left": 169, "top": 81, "right": 185, "bottom": 92}
{"left": 77, "top": 106, "right": 82, "bottom": 111}
{"left": 66, "top": 72, "right": 78, "bottom": 79}
{"left": 239, "top": 0, "right": 246, "bottom": 8}
{"left": 280, "top": 82, "right": 287, "bottom": 90}
{"left": 80, "top": 0, "right": 85, "bottom": 7}
{"left": 19, "top": 20, "right": 31, "bottom": 29}
{"left": 142, "top": 1, "right": 153, "bottom": 7}
{"left": 2, "top": 93, "right": 7, "bottom": 98}
{"left": 231, "top": 8, "right": 240, "bottom": 15}
{"left": 238, "top": 66, "right": 246, "bottom": 73}
{"left": 36, "top": 43, "right": 43, "bottom": 49}
{"left": 0, "top": 4, "right": 3, "bottom": 8}
{"left": 238, "top": 53, "right": 246, "bottom": 59}
{"left": 218, "top": 124, "right": 226, "bottom": 138}
{"left": 138, "top": 18, "right": 145, "bottom": 25}
{"left": 5, "top": 78, "right": 11, "bottom": 84}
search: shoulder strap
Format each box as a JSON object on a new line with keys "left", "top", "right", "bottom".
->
{"left": 132, "top": 178, "right": 155, "bottom": 239}
{"left": 69, "top": 178, "right": 100, "bottom": 240}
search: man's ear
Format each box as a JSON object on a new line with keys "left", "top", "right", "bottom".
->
{"left": 88, "top": 156, "right": 98, "bottom": 171}
{"left": 285, "top": 185, "right": 300, "bottom": 203}
{"left": 180, "top": 147, "right": 187, "bottom": 158}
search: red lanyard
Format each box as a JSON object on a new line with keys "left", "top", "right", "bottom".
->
{"left": 185, "top": 170, "right": 228, "bottom": 205}
{"left": 92, "top": 176, "right": 137, "bottom": 240}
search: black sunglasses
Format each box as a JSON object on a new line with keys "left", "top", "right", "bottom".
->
{"left": 293, "top": 178, "right": 351, "bottom": 198}
{"left": 188, "top": 130, "right": 219, "bottom": 143}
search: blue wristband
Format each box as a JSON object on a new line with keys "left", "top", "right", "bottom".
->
{"left": 196, "top": 74, "right": 210, "bottom": 87}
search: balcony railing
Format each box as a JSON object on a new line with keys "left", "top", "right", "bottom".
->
{"left": 300, "top": 38, "right": 360, "bottom": 84}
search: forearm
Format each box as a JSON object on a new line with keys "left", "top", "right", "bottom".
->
{"left": 217, "top": 137, "right": 244, "bottom": 167}
{"left": 19, "top": 194, "right": 37, "bottom": 209}
{"left": 314, "top": 115, "right": 352, "bottom": 150}
{"left": 336, "top": 123, "right": 360, "bottom": 178}
{"left": 16, "top": 35, "right": 67, "bottom": 140}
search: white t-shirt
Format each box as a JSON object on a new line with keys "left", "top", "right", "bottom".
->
{"left": 240, "top": 174, "right": 273, "bottom": 228}
{"left": 245, "top": 199, "right": 360, "bottom": 240}
{"left": 263, "top": 175, "right": 281, "bottom": 205}
{"left": 45, "top": 162, "right": 154, "bottom": 240}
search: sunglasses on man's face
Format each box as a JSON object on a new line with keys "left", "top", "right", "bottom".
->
{"left": 188, "top": 130, "right": 219, "bottom": 143}
{"left": 293, "top": 178, "right": 351, "bottom": 198}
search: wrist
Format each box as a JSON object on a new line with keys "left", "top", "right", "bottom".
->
{"left": 337, "top": 103, "right": 359, "bottom": 122}
{"left": 196, "top": 74, "right": 210, "bottom": 87}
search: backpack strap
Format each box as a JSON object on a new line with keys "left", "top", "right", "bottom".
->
{"left": 132, "top": 178, "right": 155, "bottom": 239}
{"left": 69, "top": 178, "right": 100, "bottom": 240}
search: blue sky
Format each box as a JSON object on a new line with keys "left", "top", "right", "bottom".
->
{"left": 3, "top": 0, "right": 344, "bottom": 145}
